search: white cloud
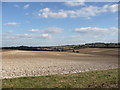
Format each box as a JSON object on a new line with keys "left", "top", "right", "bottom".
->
{"left": 3, "top": 33, "right": 52, "bottom": 40}
{"left": 103, "top": 4, "right": 118, "bottom": 13}
{"left": 38, "top": 4, "right": 118, "bottom": 19}
{"left": 3, "top": 33, "right": 34, "bottom": 39}
{"left": 74, "top": 27, "right": 118, "bottom": 36}
{"left": 27, "top": 27, "right": 63, "bottom": 33}
{"left": 14, "top": 4, "right": 19, "bottom": 8}
{"left": 39, "top": 8, "right": 50, "bottom": 12}
{"left": 43, "top": 27, "right": 63, "bottom": 33}
{"left": 38, "top": 8, "right": 68, "bottom": 18}
{"left": 5, "top": 22, "right": 20, "bottom": 26}
{"left": 64, "top": 2, "right": 85, "bottom": 7}
{"left": 6, "top": 30, "right": 14, "bottom": 33}
{"left": 40, "top": 33, "right": 52, "bottom": 39}
{"left": 24, "top": 4, "right": 30, "bottom": 9}
{"left": 16, "top": 34, "right": 33, "bottom": 38}
{"left": 28, "top": 29, "right": 39, "bottom": 32}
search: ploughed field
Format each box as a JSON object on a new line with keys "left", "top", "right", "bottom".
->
{"left": 2, "top": 48, "right": 118, "bottom": 78}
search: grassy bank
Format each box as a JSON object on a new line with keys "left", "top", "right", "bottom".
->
{"left": 3, "top": 69, "right": 118, "bottom": 88}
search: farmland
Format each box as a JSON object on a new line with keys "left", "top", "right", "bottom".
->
{"left": 2, "top": 48, "right": 118, "bottom": 79}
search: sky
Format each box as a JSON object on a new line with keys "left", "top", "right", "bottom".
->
{"left": 2, "top": 2, "right": 118, "bottom": 47}
{"left": 0, "top": 2, "right": 2, "bottom": 47}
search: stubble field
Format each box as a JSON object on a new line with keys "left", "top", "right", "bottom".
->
{"left": 1, "top": 48, "right": 118, "bottom": 78}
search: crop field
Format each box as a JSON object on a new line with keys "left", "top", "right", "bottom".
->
{"left": 1, "top": 48, "right": 118, "bottom": 79}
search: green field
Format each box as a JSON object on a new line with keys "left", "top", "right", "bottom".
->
{"left": 2, "top": 69, "right": 118, "bottom": 88}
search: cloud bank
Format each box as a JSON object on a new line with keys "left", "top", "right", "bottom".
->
{"left": 74, "top": 27, "right": 118, "bottom": 36}
{"left": 5, "top": 22, "right": 20, "bottom": 26}
{"left": 64, "top": 2, "right": 85, "bottom": 6}
{"left": 38, "top": 4, "right": 118, "bottom": 19}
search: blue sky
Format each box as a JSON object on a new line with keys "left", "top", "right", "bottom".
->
{"left": 2, "top": 2, "right": 118, "bottom": 47}
{"left": 0, "top": 2, "right": 1, "bottom": 47}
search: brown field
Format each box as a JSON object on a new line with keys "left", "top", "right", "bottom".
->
{"left": 1, "top": 48, "right": 118, "bottom": 78}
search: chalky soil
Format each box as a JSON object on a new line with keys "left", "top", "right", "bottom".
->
{"left": 2, "top": 50, "right": 118, "bottom": 78}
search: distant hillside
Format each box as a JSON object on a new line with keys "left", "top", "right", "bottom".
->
{"left": 1, "top": 43, "right": 120, "bottom": 52}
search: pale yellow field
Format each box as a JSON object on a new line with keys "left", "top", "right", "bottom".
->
{"left": 1, "top": 48, "right": 118, "bottom": 78}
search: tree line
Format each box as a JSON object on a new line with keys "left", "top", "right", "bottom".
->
{"left": 1, "top": 43, "right": 120, "bottom": 51}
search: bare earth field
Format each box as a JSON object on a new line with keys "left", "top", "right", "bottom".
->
{"left": 1, "top": 48, "right": 118, "bottom": 78}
